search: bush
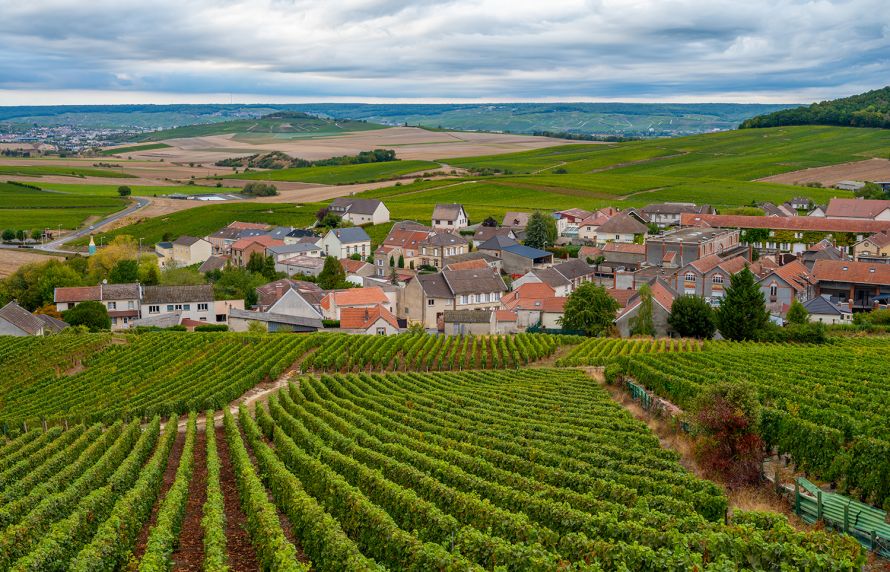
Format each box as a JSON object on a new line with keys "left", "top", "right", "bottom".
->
{"left": 242, "top": 182, "right": 278, "bottom": 197}
{"left": 194, "top": 324, "right": 228, "bottom": 332}
{"left": 322, "top": 319, "right": 340, "bottom": 328}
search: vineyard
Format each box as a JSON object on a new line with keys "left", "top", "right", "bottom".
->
{"left": 609, "top": 337, "right": 890, "bottom": 511}
{"left": 556, "top": 337, "right": 703, "bottom": 366}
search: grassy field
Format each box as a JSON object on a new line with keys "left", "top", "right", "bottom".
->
{"left": 138, "top": 113, "right": 385, "bottom": 142}
{"left": 228, "top": 159, "right": 441, "bottom": 184}
{"left": 99, "top": 143, "right": 171, "bottom": 155}
{"left": 0, "top": 183, "right": 126, "bottom": 230}
{"left": 36, "top": 183, "right": 224, "bottom": 197}
{"left": 75, "top": 202, "right": 322, "bottom": 247}
{"left": 0, "top": 165, "right": 135, "bottom": 178}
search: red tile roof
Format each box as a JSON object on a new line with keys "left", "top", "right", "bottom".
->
{"left": 54, "top": 285, "right": 101, "bottom": 303}
{"left": 578, "top": 246, "right": 603, "bottom": 259}
{"left": 861, "top": 230, "right": 890, "bottom": 248}
{"left": 606, "top": 288, "right": 637, "bottom": 307}
{"left": 688, "top": 254, "right": 723, "bottom": 273}
{"left": 603, "top": 242, "right": 646, "bottom": 255}
{"left": 768, "top": 260, "right": 813, "bottom": 293}
{"left": 340, "top": 304, "right": 399, "bottom": 330}
{"left": 340, "top": 258, "right": 372, "bottom": 274}
{"left": 495, "top": 310, "right": 518, "bottom": 322}
{"left": 812, "top": 260, "right": 890, "bottom": 285}
{"left": 825, "top": 198, "right": 890, "bottom": 219}
{"left": 681, "top": 213, "right": 890, "bottom": 233}
{"left": 445, "top": 259, "right": 489, "bottom": 271}
{"left": 322, "top": 287, "right": 389, "bottom": 309}
{"left": 717, "top": 256, "right": 748, "bottom": 275}
{"left": 231, "top": 235, "right": 284, "bottom": 251}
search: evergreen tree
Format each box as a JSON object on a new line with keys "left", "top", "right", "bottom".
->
{"left": 398, "top": 254, "right": 405, "bottom": 268}
{"left": 786, "top": 299, "right": 810, "bottom": 325}
{"left": 108, "top": 259, "right": 138, "bottom": 283}
{"left": 558, "top": 283, "right": 620, "bottom": 336}
{"left": 715, "top": 267, "right": 770, "bottom": 340}
{"left": 318, "top": 256, "right": 346, "bottom": 289}
{"left": 524, "top": 211, "right": 557, "bottom": 249}
{"left": 668, "top": 295, "right": 717, "bottom": 339}
{"left": 629, "top": 283, "right": 655, "bottom": 336}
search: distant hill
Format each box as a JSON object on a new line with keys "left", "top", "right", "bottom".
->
{"left": 740, "top": 87, "right": 890, "bottom": 130}
{"left": 136, "top": 111, "right": 385, "bottom": 141}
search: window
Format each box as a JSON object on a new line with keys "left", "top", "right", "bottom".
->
{"left": 216, "top": 314, "right": 226, "bottom": 322}
{"left": 493, "top": 292, "right": 500, "bottom": 300}
{"left": 198, "top": 303, "right": 208, "bottom": 311}
{"left": 712, "top": 275, "right": 724, "bottom": 284}
{"left": 427, "top": 299, "right": 435, "bottom": 306}
{"left": 460, "top": 295, "right": 468, "bottom": 305}
{"left": 377, "top": 258, "right": 383, "bottom": 266}
{"left": 175, "top": 304, "right": 183, "bottom": 311}
{"left": 127, "top": 301, "right": 134, "bottom": 310}
{"left": 482, "top": 293, "right": 489, "bottom": 303}
{"left": 468, "top": 294, "right": 475, "bottom": 304}
{"left": 769, "top": 283, "right": 778, "bottom": 299}
{"left": 149, "top": 305, "right": 160, "bottom": 314}
{"left": 166, "top": 305, "right": 174, "bottom": 312}
{"left": 183, "top": 304, "right": 191, "bottom": 311}
{"left": 376, "top": 327, "right": 386, "bottom": 335}
{"left": 111, "top": 317, "right": 117, "bottom": 325}
{"left": 107, "top": 302, "right": 116, "bottom": 310}
{"left": 685, "top": 273, "right": 696, "bottom": 282}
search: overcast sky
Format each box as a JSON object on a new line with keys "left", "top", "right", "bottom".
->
{"left": 1, "top": 0, "right": 888, "bottom": 105}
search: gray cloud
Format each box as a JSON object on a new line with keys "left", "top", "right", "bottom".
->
{"left": 0, "top": 0, "right": 888, "bottom": 103}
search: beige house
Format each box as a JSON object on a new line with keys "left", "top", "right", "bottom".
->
{"left": 402, "top": 266, "right": 507, "bottom": 329}
{"left": 432, "top": 204, "right": 469, "bottom": 230}
{"left": 165, "top": 236, "right": 212, "bottom": 267}
{"left": 853, "top": 230, "right": 890, "bottom": 263}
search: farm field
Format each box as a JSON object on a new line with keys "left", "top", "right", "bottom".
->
{"left": 228, "top": 159, "right": 441, "bottom": 184}
{"left": 611, "top": 337, "right": 890, "bottom": 510}
{"left": 0, "top": 165, "right": 134, "bottom": 178}
{"left": 0, "top": 249, "right": 65, "bottom": 278}
{"left": 0, "top": 182, "right": 127, "bottom": 230}
{"left": 34, "top": 183, "right": 221, "bottom": 197}
{"left": 556, "top": 337, "right": 703, "bottom": 366}
{"left": 98, "top": 142, "right": 171, "bottom": 156}
{"left": 137, "top": 113, "right": 385, "bottom": 142}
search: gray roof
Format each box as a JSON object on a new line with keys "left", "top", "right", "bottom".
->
{"left": 442, "top": 267, "right": 507, "bottom": 296}
{"left": 266, "top": 226, "right": 294, "bottom": 240}
{"left": 330, "top": 198, "right": 384, "bottom": 216}
{"left": 229, "top": 308, "right": 322, "bottom": 330}
{"left": 142, "top": 284, "right": 214, "bottom": 305}
{"left": 37, "top": 313, "right": 68, "bottom": 333}
{"left": 596, "top": 212, "right": 648, "bottom": 235}
{"left": 417, "top": 273, "right": 454, "bottom": 299}
{"left": 286, "top": 228, "right": 316, "bottom": 238}
{"left": 173, "top": 235, "right": 203, "bottom": 247}
{"left": 803, "top": 295, "right": 849, "bottom": 316}
{"left": 423, "top": 232, "right": 469, "bottom": 246}
{"left": 641, "top": 203, "right": 710, "bottom": 215}
{"left": 199, "top": 255, "right": 230, "bottom": 273}
{"left": 328, "top": 227, "right": 371, "bottom": 244}
{"left": 531, "top": 267, "right": 571, "bottom": 288}
{"left": 268, "top": 243, "right": 320, "bottom": 256}
{"left": 0, "top": 301, "right": 45, "bottom": 335}
{"left": 553, "top": 258, "right": 594, "bottom": 280}
{"left": 502, "top": 244, "right": 552, "bottom": 260}
{"left": 444, "top": 309, "right": 492, "bottom": 323}
{"left": 474, "top": 227, "right": 515, "bottom": 241}
{"left": 101, "top": 283, "right": 141, "bottom": 300}
{"left": 432, "top": 204, "right": 465, "bottom": 221}
{"left": 479, "top": 235, "right": 519, "bottom": 251}
{"left": 156, "top": 241, "right": 173, "bottom": 249}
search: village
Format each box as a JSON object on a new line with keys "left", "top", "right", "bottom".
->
{"left": 5, "top": 192, "right": 886, "bottom": 338}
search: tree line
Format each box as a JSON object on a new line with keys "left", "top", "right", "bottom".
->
{"left": 740, "top": 86, "right": 890, "bottom": 130}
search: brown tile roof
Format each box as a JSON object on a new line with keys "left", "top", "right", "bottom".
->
{"left": 442, "top": 267, "right": 507, "bottom": 296}
{"left": 383, "top": 229, "right": 431, "bottom": 250}
{"left": 596, "top": 212, "right": 648, "bottom": 235}
{"left": 323, "top": 287, "right": 389, "bottom": 309}
{"left": 340, "top": 259, "right": 373, "bottom": 274}
{"left": 553, "top": 258, "right": 594, "bottom": 280}
{"left": 36, "top": 313, "right": 68, "bottom": 333}
{"left": 495, "top": 310, "right": 518, "bottom": 322}
{"left": 603, "top": 242, "right": 646, "bottom": 255}
{"left": 445, "top": 259, "right": 489, "bottom": 271}
{"left": 861, "top": 230, "right": 890, "bottom": 248}
{"left": 688, "top": 254, "right": 723, "bottom": 274}
{"left": 579, "top": 246, "right": 603, "bottom": 259}
{"left": 717, "top": 256, "right": 748, "bottom": 275}
{"left": 199, "top": 255, "right": 230, "bottom": 273}
{"left": 502, "top": 212, "right": 530, "bottom": 228}
{"left": 556, "top": 208, "right": 593, "bottom": 221}
{"left": 231, "top": 235, "right": 284, "bottom": 251}
{"left": 0, "top": 301, "right": 44, "bottom": 335}
{"left": 501, "top": 283, "right": 557, "bottom": 309}
{"left": 256, "top": 279, "right": 321, "bottom": 308}
{"left": 578, "top": 213, "right": 611, "bottom": 227}
{"left": 173, "top": 235, "right": 203, "bottom": 247}
{"left": 825, "top": 198, "right": 890, "bottom": 219}
{"left": 681, "top": 213, "right": 890, "bottom": 233}
{"left": 340, "top": 304, "right": 399, "bottom": 330}
{"left": 768, "top": 260, "right": 814, "bottom": 293}
{"left": 432, "top": 204, "right": 465, "bottom": 221}
{"left": 508, "top": 296, "right": 566, "bottom": 312}
{"left": 55, "top": 285, "right": 101, "bottom": 303}
{"left": 329, "top": 197, "right": 384, "bottom": 216}
{"left": 473, "top": 227, "right": 514, "bottom": 242}
{"left": 606, "top": 288, "right": 637, "bottom": 308}
{"left": 143, "top": 285, "right": 214, "bottom": 305}
{"left": 812, "top": 260, "right": 890, "bottom": 286}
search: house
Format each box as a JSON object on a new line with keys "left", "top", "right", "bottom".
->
{"left": 577, "top": 212, "right": 612, "bottom": 241}
{"left": 512, "top": 267, "right": 573, "bottom": 297}
{"left": 824, "top": 198, "right": 890, "bottom": 220}
{"left": 320, "top": 287, "right": 391, "bottom": 320}
{"left": 283, "top": 228, "right": 317, "bottom": 244}
{"left": 374, "top": 225, "right": 469, "bottom": 275}
{"left": 228, "top": 308, "right": 321, "bottom": 333}
{"left": 760, "top": 202, "right": 796, "bottom": 217}
{"left": 500, "top": 283, "right": 566, "bottom": 329}
{"left": 645, "top": 227, "right": 744, "bottom": 268}
{"left": 154, "top": 241, "right": 173, "bottom": 261}
{"left": 757, "top": 260, "right": 815, "bottom": 315}
{"left": 675, "top": 254, "right": 749, "bottom": 303}
{"left": 432, "top": 204, "right": 469, "bottom": 230}
{"left": 808, "top": 205, "right": 828, "bottom": 217}
{"left": 54, "top": 283, "right": 141, "bottom": 330}
{"left": 803, "top": 295, "right": 853, "bottom": 324}
{"left": 341, "top": 258, "right": 376, "bottom": 278}
{"left": 320, "top": 227, "right": 371, "bottom": 259}
{"left": 0, "top": 301, "right": 65, "bottom": 336}
{"left": 276, "top": 255, "right": 326, "bottom": 277}
{"left": 340, "top": 305, "right": 400, "bottom": 335}
{"left": 267, "top": 243, "right": 323, "bottom": 262}
{"left": 502, "top": 212, "right": 530, "bottom": 229}
{"left": 593, "top": 212, "right": 648, "bottom": 243}
{"left": 812, "top": 260, "right": 890, "bottom": 310}
{"left": 230, "top": 235, "right": 284, "bottom": 267}
{"left": 443, "top": 251, "right": 503, "bottom": 272}
{"left": 198, "top": 255, "right": 230, "bottom": 274}
{"left": 500, "top": 244, "right": 554, "bottom": 275}
{"left": 443, "top": 310, "right": 495, "bottom": 335}
{"left": 472, "top": 226, "right": 516, "bottom": 247}
{"left": 418, "top": 232, "right": 470, "bottom": 269}
{"left": 402, "top": 266, "right": 507, "bottom": 329}
{"left": 477, "top": 235, "right": 520, "bottom": 257}
{"left": 206, "top": 223, "right": 270, "bottom": 254}
{"left": 141, "top": 284, "right": 234, "bottom": 324}
{"left": 588, "top": 242, "right": 648, "bottom": 283}
{"left": 788, "top": 197, "right": 814, "bottom": 211}
{"left": 801, "top": 239, "right": 846, "bottom": 270}
{"left": 853, "top": 231, "right": 890, "bottom": 263}
{"left": 641, "top": 203, "right": 714, "bottom": 228}
{"left": 554, "top": 208, "right": 593, "bottom": 238}
{"left": 328, "top": 198, "right": 390, "bottom": 225}
{"left": 164, "top": 236, "right": 212, "bottom": 267}
{"left": 834, "top": 180, "right": 866, "bottom": 192}
{"left": 614, "top": 279, "right": 677, "bottom": 337}
{"left": 255, "top": 279, "right": 323, "bottom": 313}
{"left": 680, "top": 212, "right": 890, "bottom": 254}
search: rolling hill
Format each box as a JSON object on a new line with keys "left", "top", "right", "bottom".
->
{"left": 741, "top": 86, "right": 890, "bottom": 130}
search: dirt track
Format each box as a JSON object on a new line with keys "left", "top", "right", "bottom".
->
{"left": 758, "top": 157, "right": 890, "bottom": 186}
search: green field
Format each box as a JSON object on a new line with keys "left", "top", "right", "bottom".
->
{"left": 0, "top": 165, "right": 135, "bottom": 179}
{"left": 36, "top": 183, "right": 225, "bottom": 197}
{"left": 228, "top": 160, "right": 441, "bottom": 184}
{"left": 0, "top": 183, "right": 126, "bottom": 230}
{"left": 137, "top": 113, "right": 386, "bottom": 142}
{"left": 99, "top": 143, "right": 170, "bottom": 156}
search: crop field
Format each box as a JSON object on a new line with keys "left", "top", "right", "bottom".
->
{"left": 138, "top": 114, "right": 385, "bottom": 142}
{"left": 227, "top": 159, "right": 440, "bottom": 184}
{"left": 0, "top": 182, "right": 127, "bottom": 230}
{"left": 0, "top": 165, "right": 134, "bottom": 178}
{"left": 611, "top": 337, "right": 890, "bottom": 510}
{"left": 35, "top": 183, "right": 219, "bottom": 197}
{"left": 556, "top": 337, "right": 702, "bottom": 366}
{"left": 99, "top": 143, "right": 171, "bottom": 156}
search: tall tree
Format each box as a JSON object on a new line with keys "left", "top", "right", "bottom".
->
{"left": 317, "top": 256, "right": 346, "bottom": 290}
{"left": 558, "top": 283, "right": 620, "bottom": 336}
{"left": 715, "top": 267, "right": 770, "bottom": 340}
{"left": 108, "top": 259, "right": 138, "bottom": 283}
{"left": 786, "top": 299, "right": 810, "bottom": 325}
{"left": 668, "top": 295, "right": 717, "bottom": 339}
{"left": 629, "top": 283, "right": 655, "bottom": 336}
{"left": 524, "top": 211, "right": 557, "bottom": 249}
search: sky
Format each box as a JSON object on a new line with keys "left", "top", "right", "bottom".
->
{"left": 1, "top": 0, "right": 888, "bottom": 105}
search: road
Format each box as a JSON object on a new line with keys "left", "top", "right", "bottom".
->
{"left": 36, "top": 197, "right": 150, "bottom": 254}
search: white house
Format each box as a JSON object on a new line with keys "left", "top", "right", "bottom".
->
{"left": 168, "top": 236, "right": 212, "bottom": 267}
{"left": 432, "top": 204, "right": 469, "bottom": 230}
{"left": 328, "top": 198, "right": 390, "bottom": 225}
{"left": 141, "top": 285, "right": 220, "bottom": 324}
{"left": 320, "top": 227, "right": 372, "bottom": 259}
{"left": 803, "top": 295, "right": 853, "bottom": 325}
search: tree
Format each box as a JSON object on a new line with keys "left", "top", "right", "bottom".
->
{"left": 246, "top": 252, "right": 276, "bottom": 280}
{"left": 715, "top": 267, "right": 770, "bottom": 341}
{"left": 317, "top": 256, "right": 346, "bottom": 290}
{"left": 160, "top": 266, "right": 206, "bottom": 286}
{"left": 524, "top": 211, "right": 557, "bottom": 249}
{"left": 34, "top": 304, "right": 63, "bottom": 320}
{"left": 88, "top": 235, "right": 137, "bottom": 280}
{"left": 1, "top": 229, "right": 14, "bottom": 241}
{"left": 15, "top": 230, "right": 25, "bottom": 241}
{"left": 481, "top": 216, "right": 498, "bottom": 227}
{"left": 629, "top": 283, "right": 655, "bottom": 336}
{"left": 138, "top": 257, "right": 161, "bottom": 285}
{"left": 211, "top": 266, "right": 264, "bottom": 308}
{"left": 397, "top": 254, "right": 405, "bottom": 268}
{"left": 668, "top": 295, "right": 716, "bottom": 339}
{"left": 558, "top": 283, "right": 620, "bottom": 336}
{"left": 692, "top": 380, "right": 764, "bottom": 487}
{"left": 321, "top": 212, "right": 342, "bottom": 228}
{"left": 247, "top": 320, "right": 267, "bottom": 333}
{"left": 242, "top": 182, "right": 278, "bottom": 197}
{"left": 117, "top": 185, "right": 132, "bottom": 197}
{"left": 62, "top": 300, "right": 111, "bottom": 332}
{"left": 109, "top": 259, "right": 138, "bottom": 283}
{"left": 786, "top": 299, "right": 810, "bottom": 325}
{"left": 854, "top": 182, "right": 888, "bottom": 200}
{"left": 30, "top": 229, "right": 43, "bottom": 241}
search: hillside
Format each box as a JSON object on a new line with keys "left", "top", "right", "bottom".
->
{"left": 741, "top": 86, "right": 890, "bottom": 130}
{"left": 136, "top": 111, "right": 385, "bottom": 142}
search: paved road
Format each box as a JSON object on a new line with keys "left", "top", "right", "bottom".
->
{"left": 34, "top": 197, "right": 150, "bottom": 254}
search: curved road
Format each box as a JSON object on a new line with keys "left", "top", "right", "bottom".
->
{"left": 36, "top": 197, "right": 150, "bottom": 254}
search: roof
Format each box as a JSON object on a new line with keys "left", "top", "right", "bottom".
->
{"left": 495, "top": 310, "right": 518, "bottom": 322}
{"left": 227, "top": 221, "right": 271, "bottom": 230}
{"left": 603, "top": 242, "right": 646, "bottom": 255}
{"left": 767, "top": 260, "right": 814, "bottom": 293}
{"left": 578, "top": 246, "right": 603, "bottom": 259}
{"left": 417, "top": 273, "right": 455, "bottom": 299}
{"left": 432, "top": 204, "right": 466, "bottom": 221}
{"left": 267, "top": 243, "right": 320, "bottom": 256}
{"left": 649, "top": 227, "right": 737, "bottom": 244}
{"left": 156, "top": 241, "right": 173, "bottom": 249}
{"left": 502, "top": 212, "right": 530, "bottom": 227}
{"left": 578, "top": 213, "right": 611, "bottom": 227}
{"left": 229, "top": 308, "right": 322, "bottom": 330}
{"left": 552, "top": 258, "right": 594, "bottom": 280}
{"left": 502, "top": 244, "right": 552, "bottom": 260}
{"left": 530, "top": 267, "right": 571, "bottom": 288}
{"left": 859, "top": 230, "right": 890, "bottom": 248}
{"left": 619, "top": 280, "right": 677, "bottom": 318}
{"left": 36, "top": 313, "right": 68, "bottom": 333}
{"left": 606, "top": 288, "right": 637, "bottom": 307}
{"left": 803, "top": 295, "right": 850, "bottom": 316}
{"left": 322, "top": 287, "right": 389, "bottom": 309}
{"left": 0, "top": 301, "right": 45, "bottom": 335}
{"left": 825, "top": 198, "right": 890, "bottom": 219}
{"left": 443, "top": 309, "right": 492, "bottom": 323}
{"left": 555, "top": 208, "right": 593, "bottom": 220}
{"left": 327, "top": 226, "right": 371, "bottom": 244}
{"left": 390, "top": 220, "right": 433, "bottom": 233}
{"left": 286, "top": 228, "right": 316, "bottom": 238}
{"left": 231, "top": 235, "right": 284, "bottom": 251}
{"left": 278, "top": 255, "right": 325, "bottom": 269}
{"left": 54, "top": 283, "right": 141, "bottom": 303}
{"left": 641, "top": 202, "right": 709, "bottom": 215}
{"left": 596, "top": 212, "right": 648, "bottom": 235}
{"left": 256, "top": 279, "right": 321, "bottom": 308}
{"left": 688, "top": 254, "right": 723, "bottom": 274}
{"left": 501, "top": 282, "right": 557, "bottom": 309}
{"left": 340, "top": 258, "right": 373, "bottom": 274}
{"left": 812, "top": 259, "right": 890, "bottom": 286}
{"left": 445, "top": 259, "right": 489, "bottom": 271}
{"left": 442, "top": 267, "right": 507, "bottom": 296}
{"left": 478, "top": 235, "right": 520, "bottom": 251}
{"left": 680, "top": 213, "right": 890, "bottom": 234}
{"left": 340, "top": 304, "right": 399, "bottom": 330}
{"left": 423, "top": 232, "right": 469, "bottom": 247}
{"left": 199, "top": 255, "right": 229, "bottom": 273}
{"left": 443, "top": 251, "right": 500, "bottom": 267}
{"left": 717, "top": 256, "right": 748, "bottom": 275}
{"left": 142, "top": 284, "right": 214, "bottom": 305}
{"left": 173, "top": 235, "right": 204, "bottom": 247}
{"left": 330, "top": 197, "right": 384, "bottom": 215}
{"left": 383, "top": 229, "right": 432, "bottom": 250}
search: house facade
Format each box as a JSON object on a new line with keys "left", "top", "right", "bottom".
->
{"left": 645, "top": 227, "right": 743, "bottom": 267}
{"left": 320, "top": 227, "right": 372, "bottom": 259}
{"left": 432, "top": 204, "right": 469, "bottom": 230}
{"left": 54, "top": 283, "right": 141, "bottom": 330}
{"left": 641, "top": 203, "right": 714, "bottom": 228}
{"left": 167, "top": 236, "right": 212, "bottom": 267}
{"left": 812, "top": 260, "right": 890, "bottom": 310}
{"left": 614, "top": 280, "right": 676, "bottom": 337}
{"left": 853, "top": 231, "right": 890, "bottom": 263}
{"left": 141, "top": 284, "right": 219, "bottom": 323}
{"left": 675, "top": 254, "right": 748, "bottom": 303}
{"left": 402, "top": 266, "right": 507, "bottom": 329}
{"left": 230, "top": 235, "right": 284, "bottom": 267}
{"left": 757, "top": 260, "right": 815, "bottom": 315}
{"left": 328, "top": 198, "right": 390, "bottom": 225}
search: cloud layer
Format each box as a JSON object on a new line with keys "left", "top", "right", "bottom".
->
{"left": 1, "top": 0, "right": 888, "bottom": 104}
